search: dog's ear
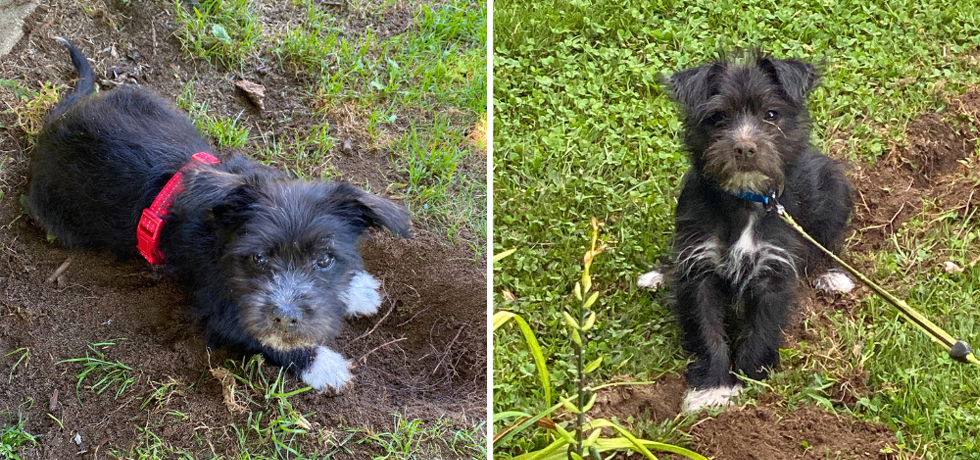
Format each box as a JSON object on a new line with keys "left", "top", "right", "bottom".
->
{"left": 323, "top": 183, "right": 412, "bottom": 238}
{"left": 183, "top": 168, "right": 262, "bottom": 229}
{"left": 759, "top": 57, "right": 818, "bottom": 105}
{"left": 664, "top": 62, "right": 725, "bottom": 115}
{"left": 212, "top": 180, "right": 262, "bottom": 229}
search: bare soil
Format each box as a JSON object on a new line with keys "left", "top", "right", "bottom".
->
{"left": 596, "top": 91, "right": 980, "bottom": 459}
{"left": 0, "top": 0, "right": 486, "bottom": 458}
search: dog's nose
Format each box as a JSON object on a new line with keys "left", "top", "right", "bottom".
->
{"left": 272, "top": 304, "right": 303, "bottom": 329}
{"left": 734, "top": 141, "right": 757, "bottom": 157}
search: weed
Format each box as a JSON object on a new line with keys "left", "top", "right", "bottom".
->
{"left": 0, "top": 412, "right": 39, "bottom": 460}
{"left": 173, "top": 0, "right": 263, "bottom": 69}
{"left": 494, "top": 221, "right": 706, "bottom": 460}
{"left": 59, "top": 339, "right": 136, "bottom": 402}
{"left": 0, "top": 80, "right": 62, "bottom": 147}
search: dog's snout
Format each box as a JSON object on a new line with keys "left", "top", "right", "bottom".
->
{"left": 734, "top": 140, "right": 757, "bottom": 157}
{"left": 272, "top": 304, "right": 303, "bottom": 328}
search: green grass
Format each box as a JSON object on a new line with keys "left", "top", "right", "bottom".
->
{"left": 0, "top": 413, "right": 39, "bottom": 460}
{"left": 174, "top": 0, "right": 263, "bottom": 70}
{"left": 354, "top": 415, "right": 487, "bottom": 460}
{"left": 59, "top": 339, "right": 136, "bottom": 402}
{"left": 493, "top": 0, "right": 980, "bottom": 458}
{"left": 176, "top": 81, "right": 251, "bottom": 149}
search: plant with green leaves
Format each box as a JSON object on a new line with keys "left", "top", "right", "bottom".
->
{"left": 494, "top": 218, "right": 706, "bottom": 460}
{"left": 59, "top": 339, "right": 136, "bottom": 402}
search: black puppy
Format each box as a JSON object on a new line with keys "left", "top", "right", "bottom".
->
{"left": 639, "top": 54, "right": 853, "bottom": 412}
{"left": 29, "top": 39, "right": 411, "bottom": 392}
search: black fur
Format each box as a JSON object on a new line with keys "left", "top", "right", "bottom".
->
{"left": 29, "top": 40, "right": 411, "bottom": 385}
{"left": 665, "top": 54, "right": 852, "bottom": 390}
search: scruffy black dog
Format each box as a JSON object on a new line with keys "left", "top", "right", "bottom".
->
{"left": 639, "top": 54, "right": 854, "bottom": 412}
{"left": 29, "top": 39, "right": 411, "bottom": 393}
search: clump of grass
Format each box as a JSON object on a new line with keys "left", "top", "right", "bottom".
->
{"left": 173, "top": 0, "right": 263, "bottom": 69}
{"left": 141, "top": 377, "right": 185, "bottom": 411}
{"left": 0, "top": 413, "right": 39, "bottom": 460}
{"left": 176, "top": 81, "right": 250, "bottom": 149}
{"left": 274, "top": 0, "right": 341, "bottom": 77}
{"left": 110, "top": 426, "right": 196, "bottom": 460}
{"left": 355, "top": 415, "right": 487, "bottom": 459}
{"left": 58, "top": 339, "right": 136, "bottom": 401}
{"left": 215, "top": 355, "right": 315, "bottom": 457}
{"left": 0, "top": 80, "right": 62, "bottom": 148}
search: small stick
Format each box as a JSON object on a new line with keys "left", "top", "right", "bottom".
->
{"left": 358, "top": 337, "right": 406, "bottom": 364}
{"left": 46, "top": 258, "right": 72, "bottom": 284}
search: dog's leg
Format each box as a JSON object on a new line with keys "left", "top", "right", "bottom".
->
{"left": 342, "top": 271, "right": 382, "bottom": 317}
{"left": 813, "top": 268, "right": 854, "bottom": 294}
{"left": 300, "top": 346, "right": 353, "bottom": 392}
{"left": 734, "top": 276, "right": 794, "bottom": 381}
{"left": 261, "top": 345, "right": 353, "bottom": 393}
{"left": 676, "top": 274, "right": 738, "bottom": 412}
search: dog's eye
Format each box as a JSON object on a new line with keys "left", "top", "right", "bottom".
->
{"left": 250, "top": 253, "right": 267, "bottom": 268}
{"left": 705, "top": 111, "right": 725, "bottom": 125}
{"left": 764, "top": 110, "right": 779, "bottom": 121}
{"left": 314, "top": 254, "right": 335, "bottom": 271}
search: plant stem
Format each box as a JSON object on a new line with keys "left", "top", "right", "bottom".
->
{"left": 575, "top": 297, "right": 587, "bottom": 458}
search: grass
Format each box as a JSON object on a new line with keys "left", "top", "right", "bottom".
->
{"left": 0, "top": 412, "right": 39, "bottom": 460}
{"left": 355, "top": 415, "right": 487, "bottom": 460}
{"left": 174, "top": 0, "right": 263, "bottom": 70}
{"left": 493, "top": 0, "right": 980, "bottom": 458}
{"left": 176, "top": 81, "right": 251, "bottom": 149}
{"left": 59, "top": 339, "right": 136, "bottom": 402}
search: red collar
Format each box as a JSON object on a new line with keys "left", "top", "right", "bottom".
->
{"left": 137, "top": 152, "right": 221, "bottom": 265}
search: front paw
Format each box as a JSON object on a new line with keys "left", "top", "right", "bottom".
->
{"left": 343, "top": 271, "right": 382, "bottom": 317}
{"left": 301, "top": 346, "right": 352, "bottom": 394}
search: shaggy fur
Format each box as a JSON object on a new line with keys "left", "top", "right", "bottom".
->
{"left": 28, "top": 39, "right": 411, "bottom": 393}
{"left": 650, "top": 54, "right": 853, "bottom": 411}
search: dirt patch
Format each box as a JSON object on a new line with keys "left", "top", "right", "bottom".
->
{"left": 850, "top": 94, "right": 978, "bottom": 253}
{"left": 689, "top": 405, "right": 897, "bottom": 460}
{"left": 591, "top": 374, "right": 687, "bottom": 424}
{"left": 0, "top": 0, "right": 485, "bottom": 457}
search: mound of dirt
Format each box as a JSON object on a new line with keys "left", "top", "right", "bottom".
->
{"left": 689, "top": 405, "right": 897, "bottom": 460}
{"left": 850, "top": 93, "right": 978, "bottom": 253}
{"left": 0, "top": 0, "right": 486, "bottom": 457}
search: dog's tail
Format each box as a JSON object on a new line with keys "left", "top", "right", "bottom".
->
{"left": 48, "top": 37, "right": 96, "bottom": 120}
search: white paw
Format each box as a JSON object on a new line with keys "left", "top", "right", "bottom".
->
{"left": 637, "top": 269, "right": 665, "bottom": 290}
{"left": 301, "top": 346, "right": 352, "bottom": 393}
{"left": 681, "top": 385, "right": 742, "bottom": 413}
{"left": 814, "top": 269, "right": 854, "bottom": 294}
{"left": 342, "top": 271, "right": 381, "bottom": 317}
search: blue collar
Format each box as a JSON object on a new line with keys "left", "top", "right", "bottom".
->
{"left": 729, "top": 190, "right": 771, "bottom": 205}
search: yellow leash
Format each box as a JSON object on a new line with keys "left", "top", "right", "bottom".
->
{"left": 770, "top": 198, "right": 980, "bottom": 366}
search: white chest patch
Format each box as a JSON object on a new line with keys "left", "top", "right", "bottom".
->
{"left": 677, "top": 214, "right": 798, "bottom": 292}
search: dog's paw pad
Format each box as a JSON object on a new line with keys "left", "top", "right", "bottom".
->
{"left": 301, "top": 346, "right": 352, "bottom": 394}
{"left": 343, "top": 271, "right": 381, "bottom": 317}
{"left": 638, "top": 270, "right": 665, "bottom": 290}
{"left": 814, "top": 269, "right": 854, "bottom": 294}
{"left": 681, "top": 385, "right": 742, "bottom": 413}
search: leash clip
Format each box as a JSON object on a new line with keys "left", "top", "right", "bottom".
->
{"left": 765, "top": 189, "right": 780, "bottom": 214}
